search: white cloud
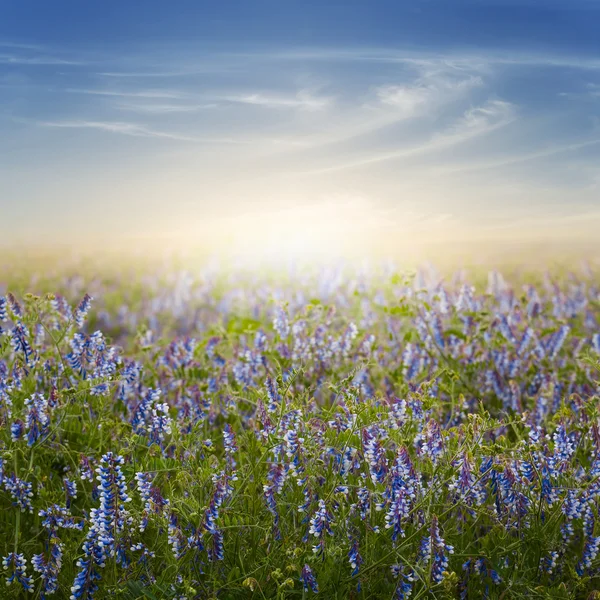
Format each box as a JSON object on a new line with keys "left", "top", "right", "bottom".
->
{"left": 66, "top": 88, "right": 186, "bottom": 99}
{"left": 440, "top": 99, "right": 515, "bottom": 137}
{"left": 307, "top": 99, "right": 516, "bottom": 173}
{"left": 37, "top": 120, "right": 249, "bottom": 144}
{"left": 115, "top": 103, "right": 219, "bottom": 114}
{"left": 431, "top": 136, "right": 600, "bottom": 175}
{"left": 0, "top": 41, "right": 45, "bottom": 50}
{"left": 219, "top": 90, "right": 333, "bottom": 111}
{"left": 246, "top": 47, "right": 600, "bottom": 71}
{"left": 375, "top": 68, "right": 483, "bottom": 118}
{"left": 376, "top": 85, "right": 432, "bottom": 115}
{"left": 0, "top": 53, "right": 83, "bottom": 65}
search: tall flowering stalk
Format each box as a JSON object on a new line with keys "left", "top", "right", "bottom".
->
{"left": 70, "top": 453, "right": 131, "bottom": 599}
{"left": 418, "top": 516, "right": 454, "bottom": 584}
{"left": 3, "top": 552, "right": 33, "bottom": 593}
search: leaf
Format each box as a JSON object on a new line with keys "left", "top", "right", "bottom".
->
{"left": 444, "top": 328, "right": 466, "bottom": 340}
{"left": 125, "top": 581, "right": 160, "bottom": 600}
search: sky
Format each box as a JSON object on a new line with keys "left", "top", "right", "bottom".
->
{"left": 2, "top": 1, "right": 600, "bottom": 261}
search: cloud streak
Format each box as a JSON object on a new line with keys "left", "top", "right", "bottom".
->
{"left": 37, "top": 120, "right": 250, "bottom": 144}
{"left": 66, "top": 88, "right": 186, "bottom": 99}
{"left": 0, "top": 53, "right": 83, "bottom": 66}
{"left": 217, "top": 90, "right": 333, "bottom": 111}
{"left": 114, "top": 102, "right": 219, "bottom": 114}
{"left": 306, "top": 99, "right": 516, "bottom": 173}
{"left": 431, "top": 137, "right": 600, "bottom": 175}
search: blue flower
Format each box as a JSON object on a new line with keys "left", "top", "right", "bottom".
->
{"left": 265, "top": 376, "right": 281, "bottom": 413}
{"left": 348, "top": 539, "right": 363, "bottom": 576}
{"left": 384, "top": 490, "right": 410, "bottom": 542}
{"left": 309, "top": 499, "right": 334, "bottom": 556}
{"left": 362, "top": 426, "right": 388, "bottom": 484}
{"left": 418, "top": 516, "right": 454, "bottom": 584}
{"left": 6, "top": 293, "right": 23, "bottom": 318}
{"left": 273, "top": 306, "right": 290, "bottom": 339}
{"left": 10, "top": 419, "right": 24, "bottom": 441}
{"left": 64, "top": 477, "right": 77, "bottom": 506}
{"left": 2, "top": 552, "right": 33, "bottom": 593}
{"left": 418, "top": 419, "right": 444, "bottom": 465}
{"left": 391, "top": 563, "right": 414, "bottom": 599}
{"left": 75, "top": 294, "right": 93, "bottom": 329}
{"left": 4, "top": 474, "right": 34, "bottom": 512}
{"left": 32, "top": 542, "right": 63, "bottom": 598}
{"left": 24, "top": 393, "right": 50, "bottom": 446}
{"left": 39, "top": 505, "right": 83, "bottom": 532}
{"left": 0, "top": 296, "right": 7, "bottom": 323}
{"left": 301, "top": 564, "right": 319, "bottom": 593}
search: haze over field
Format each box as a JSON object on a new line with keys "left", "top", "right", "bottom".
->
{"left": 2, "top": 1, "right": 600, "bottom": 262}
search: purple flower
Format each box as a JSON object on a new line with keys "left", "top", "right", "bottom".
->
{"left": 517, "top": 327, "right": 534, "bottom": 356}
{"left": 25, "top": 393, "right": 49, "bottom": 446}
{"left": 208, "top": 529, "right": 225, "bottom": 561}
{"left": 348, "top": 539, "right": 363, "bottom": 576}
{"left": 11, "top": 322, "right": 36, "bottom": 367}
{"left": 64, "top": 477, "right": 78, "bottom": 507}
{"left": 575, "top": 535, "right": 600, "bottom": 577}
{"left": 384, "top": 490, "right": 410, "bottom": 542}
{"left": 0, "top": 296, "right": 7, "bottom": 323}
{"left": 391, "top": 563, "right": 415, "bottom": 599}
{"left": 541, "top": 551, "right": 559, "bottom": 574}
{"left": 265, "top": 376, "right": 281, "bottom": 413}
{"left": 6, "top": 293, "right": 23, "bottom": 318}
{"left": 418, "top": 419, "right": 444, "bottom": 465}
{"left": 553, "top": 424, "right": 575, "bottom": 464}
{"left": 547, "top": 325, "right": 570, "bottom": 360}
{"left": 167, "top": 514, "right": 187, "bottom": 559}
{"left": 273, "top": 306, "right": 290, "bottom": 339}
{"left": 10, "top": 419, "right": 24, "bottom": 442}
{"left": 309, "top": 499, "right": 334, "bottom": 556}
{"left": 223, "top": 424, "right": 238, "bottom": 469}
{"left": 70, "top": 557, "right": 100, "bottom": 600}
{"left": 75, "top": 294, "right": 93, "bottom": 329}
{"left": 32, "top": 542, "right": 63, "bottom": 597}
{"left": 4, "top": 474, "right": 34, "bottom": 512}
{"left": 2, "top": 552, "right": 33, "bottom": 592}
{"left": 450, "top": 454, "right": 485, "bottom": 506}
{"left": 418, "top": 516, "right": 454, "bottom": 584}
{"left": 362, "top": 426, "right": 388, "bottom": 484}
{"left": 301, "top": 564, "right": 319, "bottom": 593}
{"left": 39, "top": 505, "right": 83, "bottom": 532}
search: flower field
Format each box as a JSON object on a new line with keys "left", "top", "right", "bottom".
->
{"left": 1, "top": 263, "right": 600, "bottom": 599}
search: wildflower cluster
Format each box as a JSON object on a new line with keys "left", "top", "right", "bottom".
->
{"left": 1, "top": 264, "right": 600, "bottom": 597}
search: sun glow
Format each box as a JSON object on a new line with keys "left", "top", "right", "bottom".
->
{"left": 179, "top": 197, "right": 425, "bottom": 266}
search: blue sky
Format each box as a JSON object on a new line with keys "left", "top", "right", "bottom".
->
{"left": 2, "top": 1, "right": 600, "bottom": 256}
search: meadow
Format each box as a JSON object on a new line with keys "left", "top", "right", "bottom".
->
{"left": 1, "top": 260, "right": 600, "bottom": 599}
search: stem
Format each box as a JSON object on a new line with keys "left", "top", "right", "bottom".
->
{"left": 13, "top": 452, "right": 20, "bottom": 553}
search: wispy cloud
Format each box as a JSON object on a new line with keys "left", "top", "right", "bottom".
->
{"left": 114, "top": 102, "right": 219, "bottom": 114}
{"left": 586, "top": 83, "right": 600, "bottom": 97}
{"left": 0, "top": 53, "right": 83, "bottom": 66}
{"left": 307, "top": 99, "right": 516, "bottom": 173}
{"left": 37, "top": 119, "right": 248, "bottom": 143}
{"left": 432, "top": 136, "right": 600, "bottom": 175}
{"left": 96, "top": 66, "right": 233, "bottom": 78}
{"left": 441, "top": 100, "right": 515, "bottom": 137}
{"left": 375, "top": 72, "right": 482, "bottom": 117}
{"left": 66, "top": 88, "right": 186, "bottom": 99}
{"left": 0, "top": 41, "right": 45, "bottom": 50}
{"left": 97, "top": 71, "right": 192, "bottom": 78}
{"left": 221, "top": 48, "right": 600, "bottom": 80}
{"left": 218, "top": 90, "right": 333, "bottom": 111}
